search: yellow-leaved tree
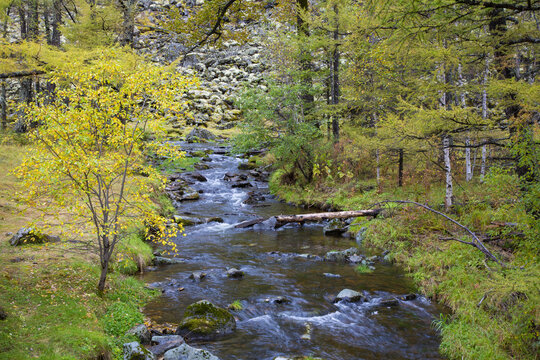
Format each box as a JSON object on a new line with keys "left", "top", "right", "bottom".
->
{"left": 15, "top": 48, "right": 197, "bottom": 293}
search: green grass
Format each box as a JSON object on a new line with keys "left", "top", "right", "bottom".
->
{"left": 355, "top": 264, "right": 373, "bottom": 274}
{"left": 228, "top": 300, "right": 243, "bottom": 311}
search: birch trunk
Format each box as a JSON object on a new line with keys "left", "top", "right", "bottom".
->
{"left": 443, "top": 136, "right": 453, "bottom": 210}
{"left": 331, "top": 5, "right": 340, "bottom": 142}
{"left": 480, "top": 56, "right": 489, "bottom": 182}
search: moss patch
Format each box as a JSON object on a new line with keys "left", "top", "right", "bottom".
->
{"left": 177, "top": 300, "right": 236, "bottom": 341}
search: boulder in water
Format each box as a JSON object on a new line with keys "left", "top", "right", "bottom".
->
{"left": 323, "top": 219, "right": 349, "bottom": 236}
{"left": 334, "top": 289, "right": 365, "bottom": 303}
{"left": 226, "top": 268, "right": 244, "bottom": 278}
{"left": 185, "top": 127, "right": 216, "bottom": 143}
{"left": 126, "top": 324, "right": 152, "bottom": 344}
{"left": 176, "top": 300, "right": 236, "bottom": 341}
{"left": 149, "top": 335, "right": 184, "bottom": 356}
{"left": 324, "top": 247, "right": 361, "bottom": 262}
{"left": 189, "top": 271, "right": 207, "bottom": 281}
{"left": 163, "top": 343, "right": 219, "bottom": 360}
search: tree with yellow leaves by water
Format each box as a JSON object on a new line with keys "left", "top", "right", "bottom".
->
{"left": 15, "top": 48, "right": 197, "bottom": 293}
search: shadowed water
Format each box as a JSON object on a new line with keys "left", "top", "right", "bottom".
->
{"left": 142, "top": 142, "right": 444, "bottom": 360}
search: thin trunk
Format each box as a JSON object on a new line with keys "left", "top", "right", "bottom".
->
{"left": 18, "top": 6, "right": 27, "bottom": 40}
{"left": 1, "top": 81, "right": 7, "bottom": 130}
{"left": 398, "top": 149, "right": 404, "bottom": 187}
{"left": 373, "top": 113, "right": 380, "bottom": 188}
{"left": 44, "top": 5, "right": 51, "bottom": 44}
{"left": 51, "top": 0, "right": 62, "bottom": 47}
{"left": 465, "top": 138, "right": 472, "bottom": 181}
{"left": 443, "top": 136, "right": 453, "bottom": 210}
{"left": 480, "top": 56, "right": 489, "bottom": 182}
{"left": 119, "top": 0, "right": 135, "bottom": 47}
{"left": 27, "top": 0, "right": 39, "bottom": 40}
{"left": 331, "top": 5, "right": 340, "bottom": 142}
{"left": 480, "top": 145, "right": 487, "bottom": 182}
{"left": 297, "top": 0, "right": 313, "bottom": 110}
{"left": 97, "top": 245, "right": 111, "bottom": 293}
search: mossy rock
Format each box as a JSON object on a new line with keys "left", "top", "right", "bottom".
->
{"left": 176, "top": 300, "right": 236, "bottom": 341}
{"left": 9, "top": 228, "right": 59, "bottom": 246}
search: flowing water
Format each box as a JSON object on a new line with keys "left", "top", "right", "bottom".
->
{"left": 142, "top": 142, "right": 444, "bottom": 360}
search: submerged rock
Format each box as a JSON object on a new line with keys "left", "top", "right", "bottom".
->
{"left": 379, "top": 298, "right": 399, "bottom": 307}
{"left": 9, "top": 228, "right": 59, "bottom": 246}
{"left": 334, "top": 289, "right": 365, "bottom": 303}
{"left": 163, "top": 343, "right": 219, "bottom": 360}
{"left": 398, "top": 293, "right": 417, "bottom": 301}
{"left": 176, "top": 300, "right": 236, "bottom": 341}
{"left": 127, "top": 324, "right": 152, "bottom": 344}
{"left": 154, "top": 257, "right": 185, "bottom": 265}
{"left": 123, "top": 341, "right": 155, "bottom": 360}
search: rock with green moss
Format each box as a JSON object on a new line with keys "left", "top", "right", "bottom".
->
{"left": 123, "top": 341, "right": 155, "bottom": 360}
{"left": 9, "top": 228, "right": 59, "bottom": 246}
{"left": 126, "top": 324, "right": 152, "bottom": 344}
{"left": 176, "top": 300, "right": 236, "bottom": 341}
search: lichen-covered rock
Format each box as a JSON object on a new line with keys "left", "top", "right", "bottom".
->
{"left": 154, "top": 256, "right": 185, "bottom": 265}
{"left": 9, "top": 228, "right": 59, "bottom": 246}
{"left": 176, "top": 300, "right": 236, "bottom": 341}
{"left": 334, "top": 289, "right": 365, "bottom": 303}
{"left": 123, "top": 341, "right": 155, "bottom": 360}
{"left": 163, "top": 343, "right": 219, "bottom": 360}
{"left": 127, "top": 324, "right": 152, "bottom": 344}
{"left": 189, "top": 271, "right": 206, "bottom": 281}
{"left": 185, "top": 127, "right": 216, "bottom": 142}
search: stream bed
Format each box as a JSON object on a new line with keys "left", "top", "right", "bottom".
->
{"left": 142, "top": 142, "right": 444, "bottom": 360}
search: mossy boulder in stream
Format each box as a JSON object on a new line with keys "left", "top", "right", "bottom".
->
{"left": 176, "top": 300, "right": 236, "bottom": 341}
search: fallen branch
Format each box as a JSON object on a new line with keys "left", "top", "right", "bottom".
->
{"left": 0, "top": 69, "right": 46, "bottom": 79}
{"left": 375, "top": 200, "right": 502, "bottom": 265}
{"left": 234, "top": 209, "right": 381, "bottom": 229}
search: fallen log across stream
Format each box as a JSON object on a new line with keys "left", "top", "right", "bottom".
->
{"left": 234, "top": 209, "right": 381, "bottom": 229}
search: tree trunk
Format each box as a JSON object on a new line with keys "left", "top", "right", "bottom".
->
{"left": 27, "top": 0, "right": 39, "bottom": 40}
{"left": 119, "top": 0, "right": 135, "bottom": 47}
{"left": 398, "top": 148, "right": 404, "bottom": 187}
{"left": 51, "top": 0, "right": 62, "bottom": 47}
{"left": 297, "top": 0, "right": 314, "bottom": 112}
{"left": 480, "top": 144, "right": 487, "bottom": 182}
{"left": 44, "top": 5, "right": 51, "bottom": 44}
{"left": 443, "top": 135, "right": 453, "bottom": 210}
{"left": 480, "top": 55, "right": 489, "bottom": 182}
{"left": 331, "top": 5, "right": 340, "bottom": 142}
{"left": 465, "top": 138, "right": 472, "bottom": 181}
{"left": 18, "top": 6, "right": 27, "bottom": 40}
{"left": 1, "top": 81, "right": 7, "bottom": 130}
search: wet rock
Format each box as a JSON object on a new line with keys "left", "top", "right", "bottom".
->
{"left": 272, "top": 296, "right": 290, "bottom": 304}
{"left": 238, "top": 162, "right": 257, "bottom": 170}
{"left": 127, "top": 324, "right": 152, "bottom": 344}
{"left": 379, "top": 298, "right": 399, "bottom": 307}
{"left": 170, "top": 187, "right": 200, "bottom": 202}
{"left": 231, "top": 181, "right": 251, "bottom": 188}
{"left": 188, "top": 172, "right": 208, "bottom": 182}
{"left": 189, "top": 271, "right": 207, "bottom": 281}
{"left": 242, "top": 191, "right": 266, "bottom": 205}
{"left": 348, "top": 254, "right": 364, "bottom": 264}
{"left": 323, "top": 219, "right": 349, "bottom": 236}
{"left": 355, "top": 227, "right": 368, "bottom": 245}
{"left": 194, "top": 163, "right": 210, "bottom": 171}
{"left": 324, "top": 247, "right": 361, "bottom": 262}
{"left": 176, "top": 300, "right": 236, "bottom": 341}
{"left": 154, "top": 257, "right": 185, "bottom": 265}
{"left": 9, "top": 228, "right": 60, "bottom": 246}
{"left": 173, "top": 215, "right": 197, "bottom": 226}
{"left": 123, "top": 341, "right": 155, "bottom": 360}
{"left": 226, "top": 268, "right": 244, "bottom": 278}
{"left": 149, "top": 335, "right": 184, "bottom": 356}
{"left": 185, "top": 127, "right": 216, "bottom": 142}
{"left": 163, "top": 343, "right": 219, "bottom": 360}
{"left": 334, "top": 289, "right": 365, "bottom": 303}
{"left": 206, "top": 217, "right": 224, "bottom": 223}
{"left": 398, "top": 294, "right": 417, "bottom": 301}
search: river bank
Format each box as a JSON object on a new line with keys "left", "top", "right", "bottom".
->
{"left": 269, "top": 174, "right": 539, "bottom": 360}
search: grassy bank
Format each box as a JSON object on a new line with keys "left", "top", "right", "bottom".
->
{"left": 270, "top": 171, "right": 539, "bottom": 360}
{"left": 0, "top": 133, "right": 168, "bottom": 359}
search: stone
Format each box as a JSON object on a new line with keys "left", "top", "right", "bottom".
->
{"left": 149, "top": 335, "right": 184, "bottom": 356}
{"left": 189, "top": 271, "right": 207, "bottom": 281}
{"left": 189, "top": 172, "right": 208, "bottom": 182}
{"left": 127, "top": 324, "right": 152, "bottom": 344}
{"left": 398, "top": 293, "right": 417, "bottom": 301}
{"left": 238, "top": 162, "right": 257, "bottom": 170}
{"left": 154, "top": 257, "right": 185, "bottom": 265}
{"left": 226, "top": 268, "right": 244, "bottom": 278}
{"left": 323, "top": 273, "right": 341, "bottom": 278}
{"left": 185, "top": 127, "right": 216, "bottom": 142}
{"left": 123, "top": 341, "right": 155, "bottom": 360}
{"left": 231, "top": 181, "right": 251, "bottom": 188}
{"left": 272, "top": 296, "right": 290, "bottom": 304}
{"left": 355, "top": 227, "right": 368, "bottom": 245}
{"left": 206, "top": 217, "right": 224, "bottom": 223}
{"left": 324, "top": 247, "right": 361, "bottom": 262}
{"left": 163, "top": 343, "right": 219, "bottom": 360}
{"left": 323, "top": 219, "right": 349, "bottom": 236}
{"left": 334, "top": 289, "right": 365, "bottom": 303}
{"left": 9, "top": 228, "right": 59, "bottom": 246}
{"left": 176, "top": 300, "right": 236, "bottom": 341}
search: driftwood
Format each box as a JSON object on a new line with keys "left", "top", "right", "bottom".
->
{"left": 235, "top": 209, "right": 381, "bottom": 229}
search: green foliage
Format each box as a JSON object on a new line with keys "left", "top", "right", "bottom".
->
{"left": 101, "top": 302, "right": 143, "bottom": 337}
{"left": 354, "top": 264, "right": 373, "bottom": 274}
{"left": 228, "top": 300, "right": 243, "bottom": 311}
